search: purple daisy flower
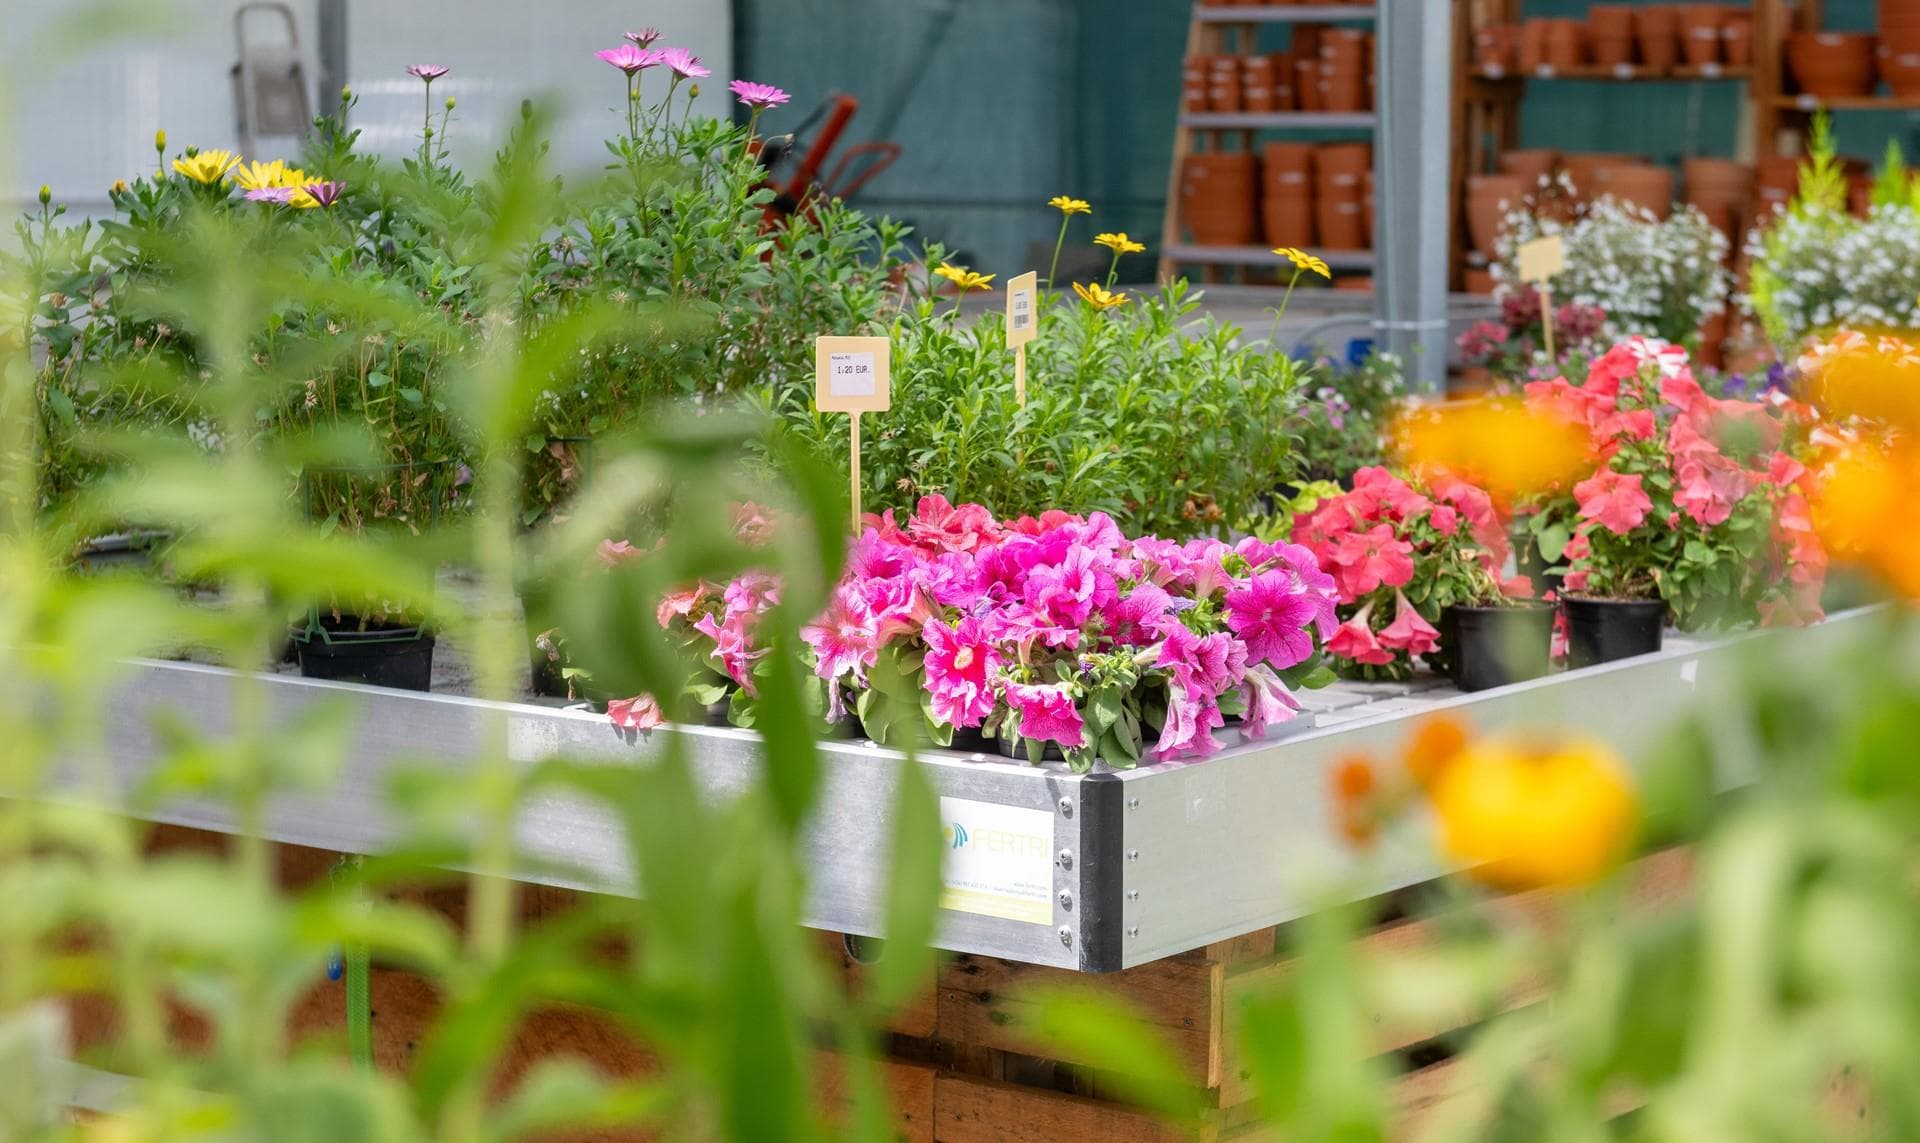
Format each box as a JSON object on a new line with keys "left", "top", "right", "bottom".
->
{"left": 624, "top": 28, "right": 660, "bottom": 47}
{"left": 405, "top": 64, "right": 449, "bottom": 82}
{"left": 658, "top": 47, "right": 709, "bottom": 80}
{"left": 596, "top": 44, "right": 662, "bottom": 74}
{"left": 729, "top": 80, "right": 791, "bottom": 110}
{"left": 303, "top": 180, "right": 345, "bottom": 207}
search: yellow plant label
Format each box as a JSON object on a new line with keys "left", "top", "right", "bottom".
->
{"left": 814, "top": 335, "right": 891, "bottom": 413}
{"left": 1005, "top": 271, "right": 1039, "bottom": 348}
{"left": 1516, "top": 235, "right": 1566, "bottom": 283}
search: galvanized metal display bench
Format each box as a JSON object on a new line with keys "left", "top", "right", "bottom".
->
{"left": 64, "top": 610, "right": 1872, "bottom": 974}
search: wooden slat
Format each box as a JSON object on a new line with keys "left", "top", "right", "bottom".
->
{"left": 936, "top": 954, "right": 1222, "bottom": 1089}
{"left": 932, "top": 1074, "right": 1192, "bottom": 1143}
{"left": 821, "top": 931, "right": 940, "bottom": 1038}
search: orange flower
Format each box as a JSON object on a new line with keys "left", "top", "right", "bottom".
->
{"left": 1331, "top": 754, "right": 1380, "bottom": 848}
{"left": 1404, "top": 714, "right": 1469, "bottom": 791}
{"left": 1391, "top": 397, "right": 1593, "bottom": 505}
{"left": 1429, "top": 735, "right": 1638, "bottom": 891}
{"left": 1799, "top": 332, "right": 1920, "bottom": 433}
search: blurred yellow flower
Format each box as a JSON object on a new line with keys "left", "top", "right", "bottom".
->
{"left": 172, "top": 149, "right": 240, "bottom": 184}
{"left": 933, "top": 263, "right": 996, "bottom": 292}
{"left": 1392, "top": 397, "right": 1592, "bottom": 505}
{"left": 1073, "top": 282, "right": 1130, "bottom": 310}
{"left": 1812, "top": 441, "right": 1920, "bottom": 599}
{"left": 229, "top": 159, "right": 307, "bottom": 191}
{"left": 1048, "top": 195, "right": 1091, "bottom": 216}
{"left": 1274, "top": 246, "right": 1331, "bottom": 279}
{"left": 1430, "top": 735, "right": 1638, "bottom": 891}
{"left": 1094, "top": 232, "right": 1146, "bottom": 255}
{"left": 1799, "top": 331, "right": 1920, "bottom": 432}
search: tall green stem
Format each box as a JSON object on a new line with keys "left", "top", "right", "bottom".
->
{"left": 1046, "top": 217, "right": 1070, "bottom": 291}
{"left": 1267, "top": 269, "right": 1303, "bottom": 347}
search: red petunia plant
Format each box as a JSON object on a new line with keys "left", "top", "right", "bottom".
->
{"left": 1520, "top": 337, "right": 1826, "bottom": 629}
{"left": 1295, "top": 467, "right": 1533, "bottom": 678}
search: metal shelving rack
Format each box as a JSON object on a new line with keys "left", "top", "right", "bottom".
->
{"left": 1158, "top": 0, "right": 1452, "bottom": 392}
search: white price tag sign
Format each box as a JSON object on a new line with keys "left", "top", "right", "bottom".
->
{"left": 1005, "top": 270, "right": 1039, "bottom": 348}
{"left": 814, "top": 335, "right": 891, "bottom": 412}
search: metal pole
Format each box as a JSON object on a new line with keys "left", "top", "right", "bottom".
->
{"left": 1374, "top": 0, "right": 1451, "bottom": 395}
{"left": 317, "top": 0, "right": 348, "bottom": 116}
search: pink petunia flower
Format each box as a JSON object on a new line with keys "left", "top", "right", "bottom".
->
{"left": 1240, "top": 664, "right": 1301, "bottom": 740}
{"left": 802, "top": 588, "right": 878, "bottom": 683}
{"left": 658, "top": 47, "right": 709, "bottom": 79}
{"left": 607, "top": 693, "right": 664, "bottom": 730}
{"left": 1329, "top": 524, "right": 1416, "bottom": 599}
{"left": 1325, "top": 602, "right": 1395, "bottom": 666}
{"left": 596, "top": 538, "right": 644, "bottom": 568}
{"left": 1224, "top": 568, "right": 1320, "bottom": 669}
{"left": 1377, "top": 589, "right": 1441, "bottom": 656}
{"left": 1151, "top": 673, "right": 1223, "bottom": 762}
{"left": 597, "top": 44, "right": 663, "bottom": 74}
{"left": 1574, "top": 470, "right": 1652, "bottom": 535}
{"left": 922, "top": 617, "right": 1001, "bottom": 729}
{"left": 1004, "top": 681, "right": 1087, "bottom": 750}
{"left": 730, "top": 80, "right": 792, "bottom": 110}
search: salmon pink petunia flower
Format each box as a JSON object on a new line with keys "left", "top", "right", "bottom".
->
{"left": 1378, "top": 590, "right": 1441, "bottom": 656}
{"left": 1574, "top": 470, "right": 1653, "bottom": 535}
{"left": 607, "top": 694, "right": 664, "bottom": 731}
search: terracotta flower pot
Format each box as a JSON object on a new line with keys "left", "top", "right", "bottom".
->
{"left": 1563, "top": 152, "right": 1635, "bottom": 200}
{"left": 1263, "top": 141, "right": 1315, "bottom": 189}
{"left": 1316, "top": 195, "right": 1367, "bottom": 250}
{"left": 1594, "top": 163, "right": 1675, "bottom": 217}
{"left": 1850, "top": 173, "right": 1873, "bottom": 219}
{"left": 1334, "top": 275, "right": 1371, "bottom": 292}
{"left": 1882, "top": 47, "right": 1920, "bottom": 99}
{"left": 1634, "top": 5, "right": 1680, "bottom": 73}
{"left": 1209, "top": 83, "right": 1243, "bottom": 113}
{"left": 1474, "top": 24, "right": 1518, "bottom": 71}
{"left": 1262, "top": 193, "right": 1315, "bottom": 248}
{"left": 1183, "top": 85, "right": 1209, "bottom": 113}
{"left": 1787, "top": 32, "right": 1877, "bottom": 98}
{"left": 1678, "top": 5, "right": 1722, "bottom": 67}
{"left": 1181, "top": 153, "right": 1259, "bottom": 246}
{"left": 1321, "top": 59, "right": 1368, "bottom": 112}
{"left": 1315, "top": 141, "right": 1371, "bottom": 184}
{"left": 1466, "top": 174, "right": 1526, "bottom": 257}
{"left": 1295, "top": 57, "right": 1324, "bottom": 111}
{"left": 1590, "top": 4, "right": 1635, "bottom": 42}
{"left": 1722, "top": 14, "right": 1752, "bottom": 67}
{"left": 1519, "top": 19, "right": 1550, "bottom": 72}
{"left": 1696, "top": 311, "right": 1728, "bottom": 369}
{"left": 1544, "top": 18, "right": 1588, "bottom": 70}
{"left": 1593, "top": 35, "right": 1635, "bottom": 68}
{"left": 1500, "top": 148, "right": 1559, "bottom": 190}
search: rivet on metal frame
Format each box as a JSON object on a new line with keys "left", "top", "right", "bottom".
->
{"left": 1126, "top": 849, "right": 1139, "bottom": 862}
{"left": 1057, "top": 797, "right": 1073, "bottom": 817}
{"left": 1057, "top": 849, "right": 1073, "bottom": 870}
{"left": 1058, "top": 890, "right": 1073, "bottom": 910}
{"left": 1058, "top": 927, "right": 1073, "bottom": 947}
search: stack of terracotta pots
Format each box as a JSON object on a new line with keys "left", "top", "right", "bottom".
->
{"left": 1262, "top": 142, "right": 1315, "bottom": 249}
{"left": 1682, "top": 158, "right": 1752, "bottom": 245}
{"left": 1636, "top": 6, "right": 1680, "bottom": 71}
{"left": 1516, "top": 18, "right": 1591, "bottom": 71}
{"left": 1886, "top": 0, "right": 1920, "bottom": 92}
{"left": 1295, "top": 25, "right": 1324, "bottom": 113}
{"left": 1593, "top": 160, "right": 1676, "bottom": 216}
{"left": 1464, "top": 174, "right": 1525, "bottom": 261}
{"left": 1319, "top": 28, "right": 1372, "bottom": 112}
{"left": 1590, "top": 5, "right": 1635, "bottom": 66}
{"left": 1316, "top": 142, "right": 1371, "bottom": 250}
{"left": 1473, "top": 24, "right": 1519, "bottom": 71}
{"left": 1181, "top": 153, "right": 1259, "bottom": 247}
{"left": 1722, "top": 8, "right": 1753, "bottom": 67}
{"left": 1752, "top": 155, "right": 1803, "bottom": 224}
{"left": 1500, "top": 148, "right": 1560, "bottom": 191}
{"left": 1677, "top": 5, "right": 1725, "bottom": 66}
{"left": 1244, "top": 53, "right": 1279, "bottom": 112}
{"left": 1787, "top": 31, "right": 1877, "bottom": 98}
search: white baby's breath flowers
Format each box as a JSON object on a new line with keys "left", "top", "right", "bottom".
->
{"left": 1491, "top": 194, "right": 1730, "bottom": 346}
{"left": 1746, "top": 202, "right": 1920, "bottom": 350}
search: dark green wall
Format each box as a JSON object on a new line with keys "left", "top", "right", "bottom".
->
{"left": 736, "top": 0, "right": 1917, "bottom": 277}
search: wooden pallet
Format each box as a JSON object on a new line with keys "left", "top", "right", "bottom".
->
{"left": 56, "top": 824, "right": 1699, "bottom": 1141}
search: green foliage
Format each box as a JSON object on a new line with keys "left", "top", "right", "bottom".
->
{"left": 1290, "top": 350, "right": 1405, "bottom": 484}
{"left": 760, "top": 268, "right": 1309, "bottom": 537}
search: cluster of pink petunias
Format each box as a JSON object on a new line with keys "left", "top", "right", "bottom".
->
{"left": 1524, "top": 337, "right": 1825, "bottom": 624}
{"left": 1295, "top": 468, "right": 1514, "bottom": 668}
{"left": 799, "top": 496, "right": 1338, "bottom": 762}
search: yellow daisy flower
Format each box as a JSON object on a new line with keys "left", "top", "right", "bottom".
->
{"left": 1048, "top": 195, "right": 1092, "bottom": 216}
{"left": 933, "top": 263, "right": 996, "bottom": 292}
{"left": 1073, "top": 282, "right": 1130, "bottom": 311}
{"left": 172, "top": 149, "right": 240, "bottom": 185}
{"left": 1274, "top": 246, "right": 1331, "bottom": 279}
{"left": 230, "top": 159, "right": 309, "bottom": 191}
{"left": 1094, "top": 232, "right": 1146, "bottom": 255}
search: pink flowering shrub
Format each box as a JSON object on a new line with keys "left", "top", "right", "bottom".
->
{"left": 1521, "top": 337, "right": 1826, "bottom": 629}
{"left": 799, "top": 495, "right": 1339, "bottom": 769}
{"left": 1295, "top": 467, "right": 1530, "bottom": 678}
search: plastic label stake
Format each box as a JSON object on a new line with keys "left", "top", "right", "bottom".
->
{"left": 814, "top": 335, "right": 892, "bottom": 531}
{"left": 1517, "top": 234, "right": 1567, "bottom": 362}
{"left": 1005, "top": 271, "right": 1039, "bottom": 406}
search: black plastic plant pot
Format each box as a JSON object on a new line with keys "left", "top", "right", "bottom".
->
{"left": 1444, "top": 604, "right": 1555, "bottom": 693}
{"left": 1562, "top": 596, "right": 1665, "bottom": 669}
{"left": 996, "top": 734, "right": 1066, "bottom": 764}
{"left": 294, "top": 617, "right": 435, "bottom": 692}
